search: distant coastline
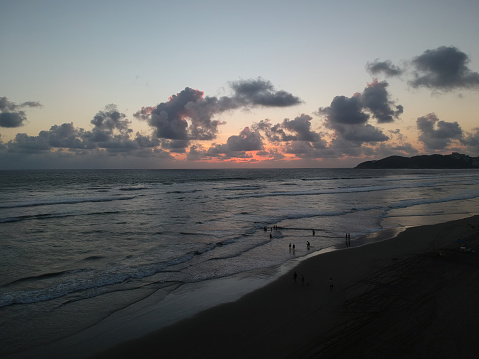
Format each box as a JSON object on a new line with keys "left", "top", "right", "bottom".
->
{"left": 355, "top": 152, "right": 479, "bottom": 169}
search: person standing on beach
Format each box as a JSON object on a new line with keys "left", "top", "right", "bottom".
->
{"left": 329, "top": 277, "right": 334, "bottom": 291}
{"left": 294, "top": 271, "right": 298, "bottom": 283}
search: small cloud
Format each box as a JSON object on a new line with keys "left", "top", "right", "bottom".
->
{"left": 229, "top": 78, "right": 302, "bottom": 107}
{"left": 366, "top": 59, "right": 404, "bottom": 77}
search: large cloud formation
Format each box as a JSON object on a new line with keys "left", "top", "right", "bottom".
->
{"left": 0, "top": 97, "right": 41, "bottom": 128}
{"left": 4, "top": 105, "right": 162, "bottom": 157}
{"left": 135, "top": 78, "right": 302, "bottom": 150}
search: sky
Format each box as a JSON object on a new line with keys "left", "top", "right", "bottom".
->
{"left": 1, "top": 0, "right": 479, "bottom": 169}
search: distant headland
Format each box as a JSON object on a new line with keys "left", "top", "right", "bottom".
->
{"left": 355, "top": 152, "right": 479, "bottom": 169}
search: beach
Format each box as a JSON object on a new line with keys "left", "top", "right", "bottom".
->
{"left": 88, "top": 215, "right": 479, "bottom": 359}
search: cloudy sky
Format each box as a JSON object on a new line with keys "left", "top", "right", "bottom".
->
{"left": 1, "top": 0, "right": 479, "bottom": 169}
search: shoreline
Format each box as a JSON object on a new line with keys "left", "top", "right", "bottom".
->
{"left": 91, "top": 214, "right": 479, "bottom": 359}
{"left": 10, "top": 215, "right": 479, "bottom": 358}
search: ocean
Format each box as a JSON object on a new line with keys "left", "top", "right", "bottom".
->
{"left": 1, "top": 168, "right": 479, "bottom": 356}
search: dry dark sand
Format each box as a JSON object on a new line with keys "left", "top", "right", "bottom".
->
{"left": 94, "top": 216, "right": 479, "bottom": 359}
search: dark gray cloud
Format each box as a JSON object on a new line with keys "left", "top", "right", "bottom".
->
{"left": 0, "top": 112, "right": 27, "bottom": 128}
{"left": 461, "top": 128, "right": 479, "bottom": 155}
{"left": 256, "top": 148, "right": 286, "bottom": 161}
{"left": 340, "top": 124, "right": 389, "bottom": 142}
{"left": 417, "top": 113, "right": 463, "bottom": 149}
{"left": 186, "top": 144, "right": 206, "bottom": 161}
{"left": 4, "top": 105, "right": 160, "bottom": 157}
{"left": 252, "top": 115, "right": 326, "bottom": 148}
{"left": 283, "top": 140, "right": 329, "bottom": 159}
{"left": 247, "top": 115, "right": 328, "bottom": 159}
{"left": 409, "top": 46, "right": 479, "bottom": 90}
{"left": 317, "top": 80, "right": 400, "bottom": 145}
{"left": 366, "top": 59, "right": 404, "bottom": 77}
{"left": 84, "top": 105, "right": 139, "bottom": 151}
{"left": 8, "top": 133, "right": 51, "bottom": 153}
{"left": 361, "top": 80, "right": 403, "bottom": 123}
{"left": 190, "top": 127, "right": 264, "bottom": 160}
{"left": 318, "top": 80, "right": 402, "bottom": 126}
{"left": 146, "top": 87, "right": 202, "bottom": 142}
{"left": 160, "top": 139, "right": 189, "bottom": 153}
{"left": 135, "top": 78, "right": 302, "bottom": 150}
{"left": 281, "top": 114, "right": 322, "bottom": 142}
{"left": 318, "top": 95, "right": 368, "bottom": 125}
{"left": 43, "top": 123, "right": 92, "bottom": 149}
{"left": 0, "top": 97, "right": 41, "bottom": 128}
{"left": 226, "top": 127, "right": 263, "bottom": 152}
{"left": 229, "top": 78, "right": 302, "bottom": 107}
{"left": 206, "top": 143, "right": 253, "bottom": 160}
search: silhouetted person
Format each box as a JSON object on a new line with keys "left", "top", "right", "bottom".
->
{"left": 294, "top": 271, "right": 298, "bottom": 283}
{"left": 329, "top": 277, "right": 334, "bottom": 291}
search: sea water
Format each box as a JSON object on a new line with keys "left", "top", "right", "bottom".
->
{"left": 1, "top": 168, "right": 478, "bottom": 356}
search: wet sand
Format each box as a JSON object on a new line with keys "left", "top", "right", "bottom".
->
{"left": 92, "top": 215, "right": 479, "bottom": 359}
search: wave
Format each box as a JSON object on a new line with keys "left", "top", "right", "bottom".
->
{"left": 0, "top": 195, "right": 136, "bottom": 210}
{"left": 81, "top": 255, "right": 106, "bottom": 261}
{"left": 166, "top": 189, "right": 203, "bottom": 194}
{"left": 0, "top": 252, "right": 195, "bottom": 308}
{"left": 206, "top": 238, "right": 275, "bottom": 262}
{"left": 223, "top": 185, "right": 264, "bottom": 191}
{"left": 224, "top": 183, "right": 423, "bottom": 200}
{"left": 119, "top": 187, "right": 148, "bottom": 192}
{"left": 0, "top": 212, "right": 74, "bottom": 223}
{"left": 388, "top": 192, "right": 479, "bottom": 210}
{"left": 1, "top": 270, "right": 70, "bottom": 288}
{"left": 0, "top": 210, "right": 123, "bottom": 224}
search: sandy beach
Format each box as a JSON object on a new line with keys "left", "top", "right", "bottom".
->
{"left": 90, "top": 215, "right": 479, "bottom": 359}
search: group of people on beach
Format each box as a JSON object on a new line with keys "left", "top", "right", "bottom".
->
{"left": 264, "top": 225, "right": 279, "bottom": 232}
{"left": 288, "top": 241, "right": 310, "bottom": 252}
{"left": 265, "top": 225, "right": 280, "bottom": 239}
